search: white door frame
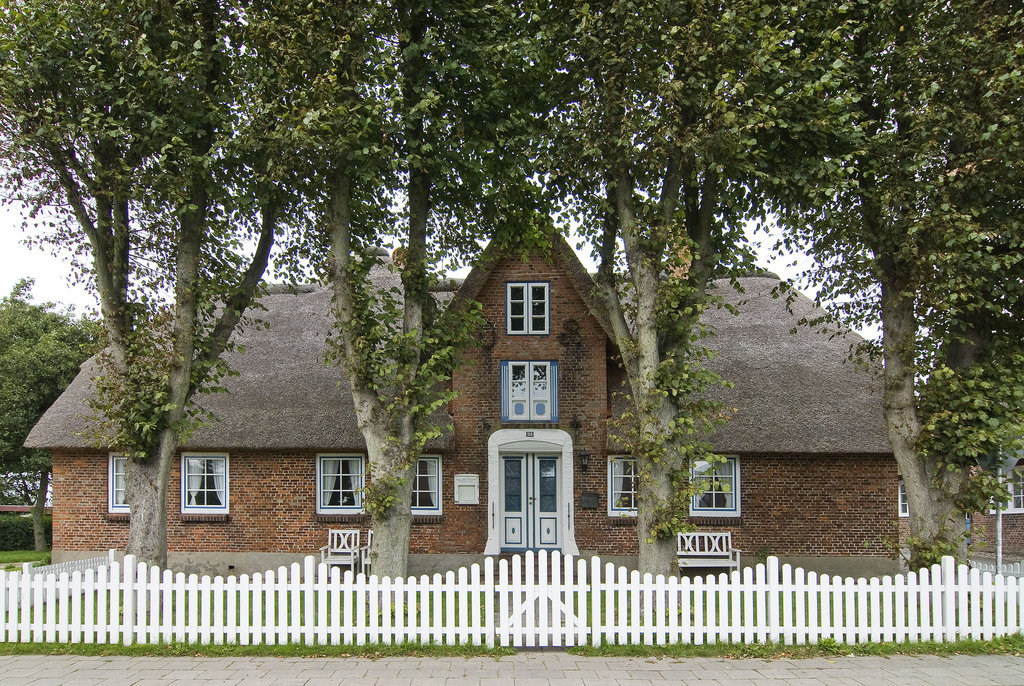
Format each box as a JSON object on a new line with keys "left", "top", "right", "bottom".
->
{"left": 484, "top": 429, "right": 579, "bottom": 555}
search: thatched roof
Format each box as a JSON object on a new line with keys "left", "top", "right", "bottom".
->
{"left": 607, "top": 276, "right": 889, "bottom": 454}
{"left": 27, "top": 245, "right": 890, "bottom": 456}
{"left": 26, "top": 267, "right": 455, "bottom": 451}
{"left": 699, "top": 276, "right": 888, "bottom": 454}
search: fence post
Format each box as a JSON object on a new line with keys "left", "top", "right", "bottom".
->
{"left": 590, "top": 557, "right": 601, "bottom": 648}
{"left": 942, "top": 556, "right": 956, "bottom": 642}
{"left": 767, "top": 556, "right": 780, "bottom": 644}
{"left": 121, "top": 555, "right": 136, "bottom": 646}
{"left": 484, "top": 556, "right": 495, "bottom": 649}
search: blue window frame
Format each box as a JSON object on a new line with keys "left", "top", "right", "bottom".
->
{"left": 317, "top": 454, "right": 364, "bottom": 513}
{"left": 109, "top": 454, "right": 129, "bottom": 513}
{"left": 506, "top": 282, "right": 549, "bottom": 335}
{"left": 608, "top": 456, "right": 637, "bottom": 515}
{"left": 690, "top": 456, "right": 740, "bottom": 517}
{"left": 412, "top": 456, "right": 442, "bottom": 514}
{"left": 181, "top": 453, "right": 229, "bottom": 514}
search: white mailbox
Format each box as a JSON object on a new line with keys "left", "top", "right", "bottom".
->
{"left": 453, "top": 474, "right": 479, "bottom": 505}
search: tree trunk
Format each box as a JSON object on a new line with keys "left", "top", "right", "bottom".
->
{"left": 880, "top": 262, "right": 967, "bottom": 568}
{"left": 365, "top": 427, "right": 415, "bottom": 579}
{"left": 124, "top": 428, "right": 175, "bottom": 568}
{"left": 31, "top": 469, "right": 49, "bottom": 552}
{"left": 635, "top": 435, "right": 679, "bottom": 575}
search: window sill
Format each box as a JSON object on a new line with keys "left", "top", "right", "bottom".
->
{"left": 412, "top": 514, "right": 444, "bottom": 524}
{"left": 315, "top": 513, "right": 367, "bottom": 524}
{"left": 688, "top": 515, "right": 742, "bottom": 526}
{"left": 104, "top": 512, "right": 130, "bottom": 522}
{"left": 499, "top": 421, "right": 561, "bottom": 428}
{"left": 180, "top": 513, "right": 231, "bottom": 523}
{"left": 607, "top": 515, "right": 636, "bottom": 525}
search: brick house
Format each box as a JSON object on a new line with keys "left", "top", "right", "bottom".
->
{"left": 26, "top": 237, "right": 899, "bottom": 576}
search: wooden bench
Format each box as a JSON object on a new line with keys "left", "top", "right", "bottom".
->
{"left": 677, "top": 532, "right": 741, "bottom": 571}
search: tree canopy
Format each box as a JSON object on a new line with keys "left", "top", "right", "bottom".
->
{"left": 245, "top": 0, "right": 550, "bottom": 578}
{"left": 774, "top": 0, "right": 1024, "bottom": 566}
{"left": 541, "top": 0, "right": 854, "bottom": 574}
{"left": 0, "top": 279, "right": 98, "bottom": 549}
{"left": 2, "top": 0, "right": 1021, "bottom": 572}
{"left": 0, "top": 0, "right": 284, "bottom": 566}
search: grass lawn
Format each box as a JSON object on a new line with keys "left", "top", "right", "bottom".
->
{"left": 0, "top": 549, "right": 51, "bottom": 572}
{"left": 0, "top": 635, "right": 1021, "bottom": 659}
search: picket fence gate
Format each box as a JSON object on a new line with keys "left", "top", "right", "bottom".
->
{"left": 1, "top": 550, "right": 1021, "bottom": 648}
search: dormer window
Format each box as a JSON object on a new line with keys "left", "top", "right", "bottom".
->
{"left": 507, "top": 282, "right": 549, "bottom": 335}
{"left": 501, "top": 360, "right": 558, "bottom": 422}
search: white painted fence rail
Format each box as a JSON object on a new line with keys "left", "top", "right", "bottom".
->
{"left": 0, "top": 551, "right": 1020, "bottom": 647}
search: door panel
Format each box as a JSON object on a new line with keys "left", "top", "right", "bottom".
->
{"left": 502, "top": 457, "right": 525, "bottom": 546}
{"left": 501, "top": 454, "right": 559, "bottom": 550}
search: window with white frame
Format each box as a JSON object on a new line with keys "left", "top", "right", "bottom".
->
{"left": 181, "top": 454, "right": 228, "bottom": 513}
{"left": 898, "top": 480, "right": 909, "bottom": 517}
{"left": 501, "top": 360, "right": 557, "bottom": 422}
{"left": 109, "top": 454, "right": 129, "bottom": 513}
{"left": 1009, "top": 470, "right": 1024, "bottom": 512}
{"left": 506, "top": 282, "right": 549, "bottom": 335}
{"left": 690, "top": 456, "right": 740, "bottom": 516}
{"left": 608, "top": 456, "right": 637, "bottom": 515}
{"left": 412, "top": 456, "right": 442, "bottom": 514}
{"left": 317, "top": 455, "right": 365, "bottom": 512}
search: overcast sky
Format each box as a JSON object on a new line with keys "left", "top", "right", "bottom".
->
{"left": 0, "top": 202, "right": 810, "bottom": 316}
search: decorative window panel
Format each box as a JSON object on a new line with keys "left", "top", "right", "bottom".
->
{"left": 501, "top": 360, "right": 558, "bottom": 422}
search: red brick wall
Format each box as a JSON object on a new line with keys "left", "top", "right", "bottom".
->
{"left": 53, "top": 449, "right": 897, "bottom": 558}
{"left": 731, "top": 453, "right": 897, "bottom": 557}
{"left": 575, "top": 453, "right": 898, "bottom": 557}
{"left": 52, "top": 449, "right": 362, "bottom": 553}
{"left": 968, "top": 512, "right": 1024, "bottom": 559}
{"left": 445, "top": 250, "right": 610, "bottom": 553}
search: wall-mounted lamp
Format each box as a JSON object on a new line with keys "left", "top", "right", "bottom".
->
{"left": 578, "top": 450, "right": 591, "bottom": 473}
{"left": 570, "top": 415, "right": 589, "bottom": 472}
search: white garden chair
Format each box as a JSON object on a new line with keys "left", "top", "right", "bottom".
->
{"left": 320, "top": 529, "right": 360, "bottom": 570}
{"left": 360, "top": 530, "right": 373, "bottom": 575}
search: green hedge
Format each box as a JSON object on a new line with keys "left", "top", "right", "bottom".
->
{"left": 0, "top": 515, "right": 52, "bottom": 551}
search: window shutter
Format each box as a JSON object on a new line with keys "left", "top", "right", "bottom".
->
{"left": 500, "top": 360, "right": 509, "bottom": 422}
{"left": 549, "top": 360, "right": 558, "bottom": 421}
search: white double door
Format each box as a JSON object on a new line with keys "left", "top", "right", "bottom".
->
{"left": 500, "top": 453, "right": 561, "bottom": 551}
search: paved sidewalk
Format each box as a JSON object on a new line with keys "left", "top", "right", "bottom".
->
{"left": 3, "top": 652, "right": 1024, "bottom": 685}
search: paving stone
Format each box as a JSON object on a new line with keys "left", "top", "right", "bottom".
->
{"left": 4, "top": 652, "right": 1024, "bottom": 684}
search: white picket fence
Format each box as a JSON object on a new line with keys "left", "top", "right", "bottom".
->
{"left": 0, "top": 551, "right": 1021, "bottom": 647}
{"left": 969, "top": 559, "right": 1024, "bottom": 578}
{"left": 21, "top": 551, "right": 115, "bottom": 580}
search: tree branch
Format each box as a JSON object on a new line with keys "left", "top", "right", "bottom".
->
{"left": 194, "top": 191, "right": 278, "bottom": 373}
